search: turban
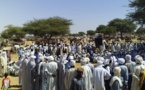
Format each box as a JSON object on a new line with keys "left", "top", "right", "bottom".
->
{"left": 135, "top": 55, "right": 143, "bottom": 64}
{"left": 69, "top": 60, "right": 76, "bottom": 66}
{"left": 80, "top": 58, "right": 88, "bottom": 65}
{"left": 97, "top": 57, "right": 104, "bottom": 65}
{"left": 48, "top": 56, "right": 54, "bottom": 61}
{"left": 117, "top": 58, "right": 125, "bottom": 65}
{"left": 68, "top": 56, "right": 74, "bottom": 60}
{"left": 125, "top": 54, "right": 131, "bottom": 62}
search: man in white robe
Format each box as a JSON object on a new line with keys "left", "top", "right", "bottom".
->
{"left": 25, "top": 55, "right": 36, "bottom": 90}
{"left": 45, "top": 56, "right": 58, "bottom": 90}
{"left": 131, "top": 55, "right": 145, "bottom": 90}
{"left": 93, "top": 57, "right": 111, "bottom": 90}
{"left": 125, "top": 54, "right": 136, "bottom": 74}
{"left": 64, "top": 60, "right": 76, "bottom": 90}
{"left": 21, "top": 55, "right": 29, "bottom": 90}
{"left": 81, "top": 58, "right": 93, "bottom": 90}
{"left": 0, "top": 52, "right": 7, "bottom": 77}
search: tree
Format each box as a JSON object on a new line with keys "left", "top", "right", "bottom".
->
{"left": 108, "top": 18, "right": 136, "bottom": 39}
{"left": 127, "top": 0, "right": 145, "bottom": 28}
{"left": 96, "top": 25, "right": 106, "bottom": 33}
{"left": 101, "top": 26, "right": 117, "bottom": 35}
{"left": 78, "top": 32, "right": 85, "bottom": 36}
{"left": 23, "top": 16, "right": 73, "bottom": 37}
{"left": 87, "top": 30, "right": 95, "bottom": 35}
{"left": 1, "top": 25, "right": 25, "bottom": 39}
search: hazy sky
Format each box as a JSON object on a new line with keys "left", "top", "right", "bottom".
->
{"left": 0, "top": 0, "right": 130, "bottom": 33}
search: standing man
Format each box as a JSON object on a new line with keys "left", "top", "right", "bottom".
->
{"left": 45, "top": 56, "right": 58, "bottom": 90}
{"left": 0, "top": 52, "right": 7, "bottom": 77}
{"left": 64, "top": 60, "right": 76, "bottom": 90}
{"left": 93, "top": 57, "right": 111, "bottom": 90}
{"left": 25, "top": 55, "right": 36, "bottom": 90}
{"left": 70, "top": 68, "right": 86, "bottom": 90}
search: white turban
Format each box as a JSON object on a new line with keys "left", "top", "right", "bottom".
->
{"left": 48, "top": 56, "right": 54, "bottom": 61}
{"left": 125, "top": 54, "right": 131, "bottom": 62}
{"left": 81, "top": 58, "right": 87, "bottom": 65}
{"left": 69, "top": 60, "right": 76, "bottom": 66}
{"left": 117, "top": 58, "right": 125, "bottom": 65}
{"left": 68, "top": 56, "right": 74, "bottom": 60}
{"left": 97, "top": 57, "right": 104, "bottom": 65}
{"left": 86, "top": 57, "right": 90, "bottom": 62}
{"left": 135, "top": 55, "right": 143, "bottom": 64}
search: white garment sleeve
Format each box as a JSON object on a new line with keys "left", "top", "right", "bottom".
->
{"left": 45, "top": 68, "right": 52, "bottom": 76}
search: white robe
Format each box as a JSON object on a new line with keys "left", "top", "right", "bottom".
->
{"left": 131, "top": 64, "right": 145, "bottom": 90}
{"left": 64, "top": 68, "right": 76, "bottom": 90}
{"left": 125, "top": 61, "right": 136, "bottom": 74}
{"left": 45, "top": 61, "right": 58, "bottom": 90}
{"left": 21, "top": 58, "right": 28, "bottom": 90}
{"left": 0, "top": 55, "right": 7, "bottom": 76}
{"left": 81, "top": 65, "right": 93, "bottom": 90}
{"left": 93, "top": 65, "right": 111, "bottom": 90}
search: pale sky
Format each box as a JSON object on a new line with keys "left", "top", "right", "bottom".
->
{"left": 0, "top": 0, "right": 130, "bottom": 33}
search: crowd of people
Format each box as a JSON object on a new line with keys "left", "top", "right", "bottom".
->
{"left": 1, "top": 35, "right": 145, "bottom": 90}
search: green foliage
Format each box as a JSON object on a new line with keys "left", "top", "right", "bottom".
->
{"left": 108, "top": 18, "right": 136, "bottom": 33}
{"left": 23, "top": 16, "right": 73, "bottom": 37}
{"left": 78, "top": 32, "right": 85, "bottom": 36}
{"left": 101, "top": 26, "right": 117, "bottom": 35}
{"left": 87, "top": 30, "right": 95, "bottom": 35}
{"left": 1, "top": 25, "right": 25, "bottom": 39}
{"left": 96, "top": 25, "right": 106, "bottom": 33}
{"left": 127, "top": 0, "right": 145, "bottom": 25}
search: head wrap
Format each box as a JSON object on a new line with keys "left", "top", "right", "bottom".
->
{"left": 117, "top": 58, "right": 125, "bottom": 65}
{"left": 135, "top": 55, "right": 143, "bottom": 64}
{"left": 97, "top": 57, "right": 104, "bottom": 65}
{"left": 80, "top": 58, "right": 87, "bottom": 65}
{"left": 125, "top": 54, "right": 131, "bottom": 62}
{"left": 68, "top": 56, "right": 74, "bottom": 60}
{"left": 48, "top": 56, "right": 54, "bottom": 61}
{"left": 69, "top": 60, "right": 76, "bottom": 66}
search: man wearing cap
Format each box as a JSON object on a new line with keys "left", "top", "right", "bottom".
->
{"left": 64, "top": 60, "right": 76, "bottom": 90}
{"left": 25, "top": 55, "right": 36, "bottom": 90}
{"left": 117, "top": 58, "right": 129, "bottom": 90}
{"left": 45, "top": 56, "right": 58, "bottom": 90}
{"left": 81, "top": 57, "right": 93, "bottom": 90}
{"left": 93, "top": 57, "right": 111, "bottom": 90}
